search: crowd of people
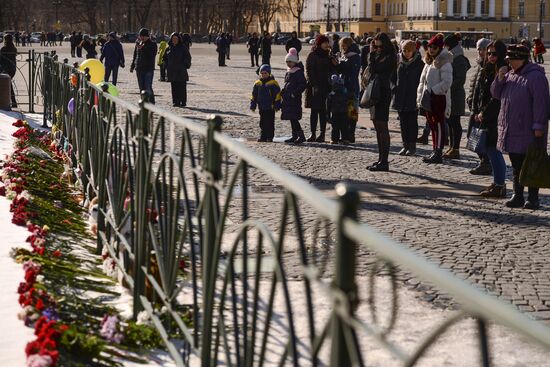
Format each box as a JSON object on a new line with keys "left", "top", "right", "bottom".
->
{"left": 248, "top": 31, "right": 549, "bottom": 210}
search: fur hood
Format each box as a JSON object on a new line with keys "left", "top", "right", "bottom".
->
{"left": 433, "top": 49, "right": 453, "bottom": 69}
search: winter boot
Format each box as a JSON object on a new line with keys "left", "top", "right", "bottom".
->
{"left": 422, "top": 149, "right": 443, "bottom": 164}
{"left": 405, "top": 142, "right": 416, "bottom": 156}
{"left": 294, "top": 131, "right": 306, "bottom": 145}
{"left": 417, "top": 126, "right": 430, "bottom": 145}
{"left": 443, "top": 148, "right": 460, "bottom": 160}
{"left": 480, "top": 183, "right": 507, "bottom": 198}
{"left": 398, "top": 143, "right": 408, "bottom": 156}
{"left": 315, "top": 132, "right": 326, "bottom": 143}
{"left": 524, "top": 189, "right": 540, "bottom": 210}
{"left": 285, "top": 132, "right": 297, "bottom": 143}
{"left": 306, "top": 134, "right": 316, "bottom": 142}
{"left": 505, "top": 176, "right": 525, "bottom": 208}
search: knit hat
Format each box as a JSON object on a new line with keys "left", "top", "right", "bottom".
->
{"left": 259, "top": 64, "right": 271, "bottom": 74}
{"left": 401, "top": 39, "right": 416, "bottom": 53}
{"left": 427, "top": 34, "right": 444, "bottom": 48}
{"left": 506, "top": 44, "right": 530, "bottom": 60}
{"left": 444, "top": 33, "right": 461, "bottom": 49}
{"left": 285, "top": 48, "right": 299, "bottom": 63}
{"left": 138, "top": 28, "right": 150, "bottom": 37}
{"left": 315, "top": 34, "right": 330, "bottom": 47}
{"left": 330, "top": 74, "right": 344, "bottom": 86}
{"left": 476, "top": 38, "right": 491, "bottom": 50}
{"left": 108, "top": 32, "right": 117, "bottom": 40}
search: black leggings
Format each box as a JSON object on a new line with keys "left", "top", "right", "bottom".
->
{"left": 310, "top": 107, "right": 327, "bottom": 136}
{"left": 398, "top": 110, "right": 418, "bottom": 144}
{"left": 447, "top": 115, "right": 462, "bottom": 149}
{"left": 509, "top": 153, "right": 539, "bottom": 199}
{"left": 373, "top": 120, "right": 390, "bottom": 164}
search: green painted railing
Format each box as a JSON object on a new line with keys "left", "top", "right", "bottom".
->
{"left": 42, "top": 52, "right": 550, "bottom": 367}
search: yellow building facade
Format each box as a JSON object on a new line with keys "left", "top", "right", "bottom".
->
{"left": 302, "top": 0, "right": 550, "bottom": 41}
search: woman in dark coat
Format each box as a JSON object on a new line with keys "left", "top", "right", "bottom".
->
{"left": 338, "top": 38, "right": 362, "bottom": 143}
{"left": 476, "top": 40, "right": 507, "bottom": 198}
{"left": 0, "top": 34, "right": 17, "bottom": 107}
{"left": 392, "top": 39, "right": 424, "bottom": 155}
{"left": 281, "top": 48, "right": 307, "bottom": 144}
{"left": 366, "top": 33, "right": 397, "bottom": 171}
{"left": 305, "top": 35, "right": 334, "bottom": 142}
{"left": 81, "top": 36, "right": 97, "bottom": 59}
{"left": 164, "top": 32, "right": 192, "bottom": 107}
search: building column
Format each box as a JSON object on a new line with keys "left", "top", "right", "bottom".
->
{"left": 447, "top": 0, "right": 455, "bottom": 17}
{"left": 489, "top": 0, "right": 495, "bottom": 17}
{"left": 461, "top": 0, "right": 468, "bottom": 17}
{"left": 366, "top": 0, "right": 372, "bottom": 18}
{"left": 502, "top": 0, "right": 509, "bottom": 18}
{"left": 475, "top": 0, "right": 482, "bottom": 17}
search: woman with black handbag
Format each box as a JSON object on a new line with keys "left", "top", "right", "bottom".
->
{"left": 366, "top": 33, "right": 397, "bottom": 172}
{"left": 416, "top": 34, "right": 453, "bottom": 164}
{"left": 475, "top": 40, "right": 507, "bottom": 198}
{"left": 491, "top": 44, "right": 549, "bottom": 210}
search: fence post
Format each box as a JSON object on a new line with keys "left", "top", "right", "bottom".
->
{"left": 330, "top": 183, "right": 360, "bottom": 367}
{"left": 200, "top": 115, "right": 223, "bottom": 367}
{"left": 42, "top": 52, "right": 49, "bottom": 127}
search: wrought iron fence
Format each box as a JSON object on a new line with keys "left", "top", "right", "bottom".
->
{"left": 42, "top": 52, "right": 550, "bottom": 367}
{"left": 2, "top": 50, "right": 44, "bottom": 113}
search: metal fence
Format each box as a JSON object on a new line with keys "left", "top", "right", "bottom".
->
{"left": 3, "top": 50, "right": 44, "bottom": 113}
{"left": 42, "top": 52, "right": 550, "bottom": 367}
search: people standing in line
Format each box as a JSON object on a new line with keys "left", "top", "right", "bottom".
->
{"left": 130, "top": 28, "right": 158, "bottom": 103}
{"left": 533, "top": 38, "right": 546, "bottom": 64}
{"left": 467, "top": 38, "right": 493, "bottom": 176}
{"left": 281, "top": 48, "right": 307, "bottom": 144}
{"left": 443, "top": 33, "right": 471, "bottom": 160}
{"left": 475, "top": 40, "right": 508, "bottom": 198}
{"left": 215, "top": 33, "right": 228, "bottom": 67}
{"left": 81, "top": 35, "right": 97, "bottom": 59}
{"left": 157, "top": 39, "right": 168, "bottom": 81}
{"left": 100, "top": 32, "right": 124, "bottom": 85}
{"left": 285, "top": 31, "right": 302, "bottom": 56}
{"left": 327, "top": 74, "right": 349, "bottom": 144}
{"left": 366, "top": 33, "right": 397, "bottom": 172}
{"left": 250, "top": 64, "right": 282, "bottom": 142}
{"left": 260, "top": 32, "right": 272, "bottom": 66}
{"left": 337, "top": 37, "right": 361, "bottom": 143}
{"left": 247, "top": 32, "right": 260, "bottom": 67}
{"left": 305, "top": 34, "right": 333, "bottom": 142}
{"left": 75, "top": 32, "right": 83, "bottom": 58}
{"left": 69, "top": 32, "right": 77, "bottom": 57}
{"left": 491, "top": 44, "right": 549, "bottom": 210}
{"left": 0, "top": 34, "right": 18, "bottom": 108}
{"left": 416, "top": 33, "right": 453, "bottom": 164}
{"left": 392, "top": 39, "right": 424, "bottom": 156}
{"left": 164, "top": 32, "right": 192, "bottom": 108}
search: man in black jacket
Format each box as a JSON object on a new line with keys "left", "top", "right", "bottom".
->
{"left": 130, "top": 28, "right": 158, "bottom": 103}
{"left": 247, "top": 33, "right": 260, "bottom": 67}
{"left": 285, "top": 31, "right": 302, "bottom": 56}
{"left": 260, "top": 32, "right": 272, "bottom": 65}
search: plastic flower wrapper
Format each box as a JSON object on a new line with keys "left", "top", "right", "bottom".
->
{"left": 136, "top": 310, "right": 152, "bottom": 326}
{"left": 100, "top": 315, "right": 124, "bottom": 343}
{"left": 26, "top": 354, "right": 53, "bottom": 367}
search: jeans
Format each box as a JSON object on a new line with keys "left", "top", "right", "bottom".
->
{"left": 250, "top": 52, "right": 259, "bottom": 66}
{"left": 259, "top": 110, "right": 275, "bottom": 141}
{"left": 136, "top": 71, "right": 155, "bottom": 103}
{"left": 104, "top": 65, "right": 119, "bottom": 85}
{"left": 310, "top": 107, "right": 327, "bottom": 136}
{"left": 486, "top": 147, "right": 506, "bottom": 185}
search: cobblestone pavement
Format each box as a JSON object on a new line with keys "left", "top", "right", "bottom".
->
{"left": 19, "top": 43, "right": 550, "bottom": 320}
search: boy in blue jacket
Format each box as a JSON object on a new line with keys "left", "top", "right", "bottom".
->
{"left": 250, "top": 64, "right": 281, "bottom": 142}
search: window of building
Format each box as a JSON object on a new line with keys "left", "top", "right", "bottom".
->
{"left": 401, "top": 3, "right": 404, "bottom": 15}
{"left": 453, "top": 1, "right": 459, "bottom": 14}
{"left": 518, "top": 1, "right": 525, "bottom": 17}
{"left": 467, "top": 0, "right": 473, "bottom": 14}
{"left": 481, "top": 0, "right": 488, "bottom": 14}
{"left": 375, "top": 3, "right": 381, "bottom": 16}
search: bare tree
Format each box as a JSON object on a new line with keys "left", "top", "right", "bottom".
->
{"left": 286, "top": 0, "right": 306, "bottom": 35}
{"left": 256, "top": 0, "right": 282, "bottom": 34}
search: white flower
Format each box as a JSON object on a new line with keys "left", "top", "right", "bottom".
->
{"left": 136, "top": 310, "right": 152, "bottom": 326}
{"left": 36, "top": 275, "right": 44, "bottom": 283}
